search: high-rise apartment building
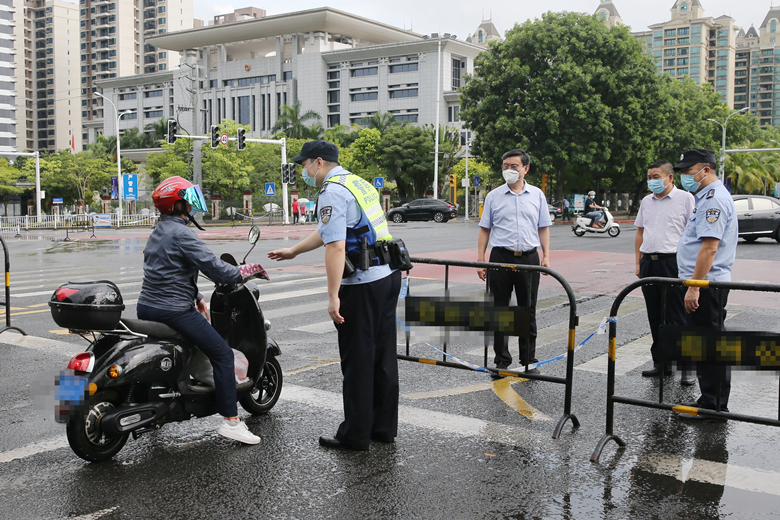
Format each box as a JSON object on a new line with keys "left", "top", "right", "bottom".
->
{"left": 0, "top": 0, "right": 14, "bottom": 152}
{"left": 80, "top": 0, "right": 192, "bottom": 146}
{"left": 735, "top": 9, "right": 780, "bottom": 127}
{"left": 13, "top": 0, "right": 77, "bottom": 153}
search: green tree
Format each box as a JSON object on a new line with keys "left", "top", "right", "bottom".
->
{"left": 460, "top": 11, "right": 668, "bottom": 199}
{"left": 0, "top": 158, "right": 23, "bottom": 216}
{"left": 324, "top": 124, "right": 361, "bottom": 148}
{"left": 144, "top": 140, "right": 192, "bottom": 186}
{"left": 364, "top": 112, "right": 399, "bottom": 134}
{"left": 726, "top": 141, "right": 780, "bottom": 194}
{"left": 40, "top": 151, "right": 113, "bottom": 204}
{"left": 272, "top": 101, "right": 321, "bottom": 139}
{"left": 377, "top": 125, "right": 433, "bottom": 199}
{"left": 202, "top": 119, "right": 252, "bottom": 211}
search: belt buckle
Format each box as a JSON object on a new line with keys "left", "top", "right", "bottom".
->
{"left": 650, "top": 255, "right": 659, "bottom": 261}
{"left": 514, "top": 250, "right": 522, "bottom": 257}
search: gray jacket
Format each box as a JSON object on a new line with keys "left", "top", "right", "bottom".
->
{"left": 137, "top": 214, "right": 241, "bottom": 310}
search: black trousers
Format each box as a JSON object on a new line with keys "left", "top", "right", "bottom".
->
{"left": 685, "top": 288, "right": 731, "bottom": 410}
{"left": 488, "top": 247, "right": 540, "bottom": 366}
{"left": 639, "top": 254, "right": 687, "bottom": 367}
{"left": 334, "top": 270, "right": 401, "bottom": 448}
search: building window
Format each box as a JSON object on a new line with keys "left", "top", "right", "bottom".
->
{"left": 327, "top": 71, "right": 340, "bottom": 80}
{"left": 681, "top": 2, "right": 687, "bottom": 11}
{"left": 389, "top": 88, "right": 418, "bottom": 99}
{"left": 448, "top": 105, "right": 460, "bottom": 122}
{"left": 665, "top": 29, "right": 676, "bottom": 37}
{"left": 389, "top": 63, "right": 418, "bottom": 73}
{"left": 237, "top": 95, "right": 250, "bottom": 125}
{"left": 351, "top": 92, "right": 378, "bottom": 101}
{"left": 351, "top": 67, "right": 378, "bottom": 77}
{"left": 452, "top": 58, "right": 463, "bottom": 90}
{"left": 282, "top": 71, "right": 292, "bottom": 81}
{"left": 144, "top": 90, "right": 163, "bottom": 98}
{"left": 478, "top": 30, "right": 483, "bottom": 43}
{"left": 395, "top": 114, "right": 418, "bottom": 123}
{"left": 145, "top": 110, "right": 163, "bottom": 118}
{"left": 327, "top": 91, "right": 340, "bottom": 103}
{"left": 773, "top": 20, "right": 778, "bottom": 34}
{"left": 327, "top": 114, "right": 340, "bottom": 127}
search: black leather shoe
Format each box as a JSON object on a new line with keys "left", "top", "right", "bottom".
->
{"left": 680, "top": 372, "right": 697, "bottom": 386}
{"left": 318, "top": 435, "right": 369, "bottom": 451}
{"left": 642, "top": 366, "right": 673, "bottom": 377}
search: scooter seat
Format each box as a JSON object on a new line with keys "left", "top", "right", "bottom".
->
{"left": 120, "top": 318, "right": 191, "bottom": 347}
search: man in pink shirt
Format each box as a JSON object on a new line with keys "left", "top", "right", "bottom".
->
{"left": 634, "top": 159, "right": 695, "bottom": 384}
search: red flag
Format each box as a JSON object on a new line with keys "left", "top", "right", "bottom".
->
{"left": 71, "top": 135, "right": 75, "bottom": 153}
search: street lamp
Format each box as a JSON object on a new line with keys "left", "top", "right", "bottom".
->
{"left": 707, "top": 107, "right": 750, "bottom": 183}
{"left": 95, "top": 92, "right": 134, "bottom": 222}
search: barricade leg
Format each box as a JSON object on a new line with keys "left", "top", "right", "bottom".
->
{"left": 590, "top": 330, "right": 625, "bottom": 461}
{"left": 553, "top": 326, "right": 581, "bottom": 438}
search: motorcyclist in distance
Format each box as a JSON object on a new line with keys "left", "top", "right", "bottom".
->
{"left": 584, "top": 190, "right": 605, "bottom": 228}
{"left": 136, "top": 176, "right": 265, "bottom": 445}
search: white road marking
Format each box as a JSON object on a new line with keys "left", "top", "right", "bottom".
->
{"left": 636, "top": 452, "right": 780, "bottom": 497}
{"left": 290, "top": 321, "right": 336, "bottom": 334}
{"left": 256, "top": 286, "right": 329, "bottom": 303}
{"left": 70, "top": 508, "right": 119, "bottom": 520}
{"left": 0, "top": 437, "right": 69, "bottom": 463}
{"left": 0, "top": 332, "right": 82, "bottom": 356}
{"left": 576, "top": 309, "right": 743, "bottom": 375}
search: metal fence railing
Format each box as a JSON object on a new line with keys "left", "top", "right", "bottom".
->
{"left": 0, "top": 214, "right": 158, "bottom": 232}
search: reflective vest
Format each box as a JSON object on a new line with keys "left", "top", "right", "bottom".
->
{"left": 324, "top": 174, "right": 392, "bottom": 257}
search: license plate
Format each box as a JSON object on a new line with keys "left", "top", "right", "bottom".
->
{"left": 55, "top": 373, "right": 89, "bottom": 403}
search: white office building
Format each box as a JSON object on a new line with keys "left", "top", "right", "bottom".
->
{"left": 96, "top": 7, "right": 482, "bottom": 141}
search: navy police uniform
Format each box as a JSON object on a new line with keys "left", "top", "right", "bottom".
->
{"left": 675, "top": 149, "right": 738, "bottom": 412}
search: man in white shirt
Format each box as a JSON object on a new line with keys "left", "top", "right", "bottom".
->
{"left": 634, "top": 159, "right": 695, "bottom": 384}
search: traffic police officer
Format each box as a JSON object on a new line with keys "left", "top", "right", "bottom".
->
{"left": 268, "top": 140, "right": 401, "bottom": 450}
{"left": 674, "top": 149, "right": 738, "bottom": 419}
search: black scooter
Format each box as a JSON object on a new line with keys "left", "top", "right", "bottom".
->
{"left": 50, "top": 226, "right": 282, "bottom": 462}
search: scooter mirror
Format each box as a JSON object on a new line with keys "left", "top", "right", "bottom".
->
{"left": 248, "top": 226, "right": 260, "bottom": 244}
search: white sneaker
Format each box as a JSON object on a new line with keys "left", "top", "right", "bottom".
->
{"left": 217, "top": 418, "right": 261, "bottom": 445}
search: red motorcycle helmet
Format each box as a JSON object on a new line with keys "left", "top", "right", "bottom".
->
{"left": 152, "top": 176, "right": 208, "bottom": 215}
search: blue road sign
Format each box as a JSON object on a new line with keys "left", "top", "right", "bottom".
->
{"left": 123, "top": 174, "right": 138, "bottom": 201}
{"left": 265, "top": 182, "right": 276, "bottom": 196}
{"left": 373, "top": 177, "right": 384, "bottom": 189}
{"left": 52, "top": 198, "right": 63, "bottom": 204}
{"left": 473, "top": 176, "right": 480, "bottom": 187}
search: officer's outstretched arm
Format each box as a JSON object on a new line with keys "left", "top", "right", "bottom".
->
{"left": 268, "top": 230, "right": 324, "bottom": 261}
{"left": 324, "top": 241, "right": 346, "bottom": 324}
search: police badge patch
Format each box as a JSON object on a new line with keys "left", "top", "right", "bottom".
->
{"left": 320, "top": 206, "right": 332, "bottom": 223}
{"left": 705, "top": 208, "right": 721, "bottom": 223}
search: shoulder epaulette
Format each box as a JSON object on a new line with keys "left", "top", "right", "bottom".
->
{"left": 706, "top": 189, "right": 715, "bottom": 199}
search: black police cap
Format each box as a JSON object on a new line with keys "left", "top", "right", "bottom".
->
{"left": 673, "top": 149, "right": 717, "bottom": 171}
{"left": 292, "top": 140, "right": 339, "bottom": 164}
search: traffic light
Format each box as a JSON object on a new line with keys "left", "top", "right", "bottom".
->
{"left": 210, "top": 125, "right": 220, "bottom": 149}
{"left": 541, "top": 174, "right": 549, "bottom": 194}
{"left": 236, "top": 127, "right": 246, "bottom": 151}
{"left": 287, "top": 163, "right": 296, "bottom": 185}
{"left": 166, "top": 120, "right": 177, "bottom": 144}
{"left": 282, "top": 163, "right": 290, "bottom": 184}
{"left": 449, "top": 174, "right": 457, "bottom": 187}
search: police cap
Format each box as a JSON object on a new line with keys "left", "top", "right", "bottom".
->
{"left": 292, "top": 140, "right": 339, "bottom": 164}
{"left": 673, "top": 149, "right": 717, "bottom": 171}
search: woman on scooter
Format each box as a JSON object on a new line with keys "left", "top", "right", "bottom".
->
{"left": 584, "top": 190, "right": 605, "bottom": 228}
{"left": 136, "top": 176, "right": 264, "bottom": 445}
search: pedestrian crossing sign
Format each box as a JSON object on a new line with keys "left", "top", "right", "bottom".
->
{"left": 265, "top": 182, "right": 276, "bottom": 196}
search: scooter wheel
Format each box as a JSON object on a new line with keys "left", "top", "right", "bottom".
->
{"left": 240, "top": 357, "right": 283, "bottom": 415}
{"left": 608, "top": 226, "right": 620, "bottom": 237}
{"left": 66, "top": 390, "right": 129, "bottom": 462}
{"left": 573, "top": 226, "right": 586, "bottom": 237}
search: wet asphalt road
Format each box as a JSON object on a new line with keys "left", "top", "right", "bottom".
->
{"left": 1, "top": 220, "right": 779, "bottom": 519}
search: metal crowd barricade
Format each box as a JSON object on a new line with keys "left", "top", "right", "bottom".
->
{"left": 400, "top": 257, "right": 581, "bottom": 438}
{"left": 0, "top": 234, "right": 26, "bottom": 336}
{"left": 591, "top": 276, "right": 780, "bottom": 463}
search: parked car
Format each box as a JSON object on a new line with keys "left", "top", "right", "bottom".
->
{"left": 387, "top": 199, "right": 457, "bottom": 223}
{"left": 733, "top": 194, "right": 780, "bottom": 243}
{"left": 549, "top": 205, "right": 562, "bottom": 222}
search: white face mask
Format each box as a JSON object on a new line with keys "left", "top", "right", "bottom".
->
{"left": 502, "top": 169, "right": 520, "bottom": 184}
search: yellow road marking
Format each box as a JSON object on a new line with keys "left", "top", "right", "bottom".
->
{"left": 29, "top": 303, "right": 50, "bottom": 308}
{"left": 10, "top": 309, "right": 50, "bottom": 316}
{"left": 404, "top": 382, "right": 498, "bottom": 400}
{"left": 49, "top": 330, "right": 75, "bottom": 335}
{"left": 491, "top": 377, "right": 552, "bottom": 421}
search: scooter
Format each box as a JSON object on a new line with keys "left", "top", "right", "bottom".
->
{"left": 50, "top": 226, "right": 282, "bottom": 462}
{"left": 572, "top": 208, "right": 621, "bottom": 237}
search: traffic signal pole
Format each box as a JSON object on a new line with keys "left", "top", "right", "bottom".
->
{"left": 171, "top": 133, "right": 290, "bottom": 224}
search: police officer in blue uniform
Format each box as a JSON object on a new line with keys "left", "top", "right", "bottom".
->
{"left": 268, "top": 140, "right": 401, "bottom": 450}
{"left": 674, "top": 149, "right": 738, "bottom": 420}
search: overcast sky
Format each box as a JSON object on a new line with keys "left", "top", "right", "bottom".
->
{"left": 192, "top": 1, "right": 773, "bottom": 40}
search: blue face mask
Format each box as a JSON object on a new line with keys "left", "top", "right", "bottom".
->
{"left": 681, "top": 167, "right": 706, "bottom": 192}
{"left": 647, "top": 178, "right": 667, "bottom": 194}
{"left": 302, "top": 160, "right": 320, "bottom": 187}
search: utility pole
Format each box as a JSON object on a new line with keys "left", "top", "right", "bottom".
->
{"left": 433, "top": 35, "right": 442, "bottom": 200}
